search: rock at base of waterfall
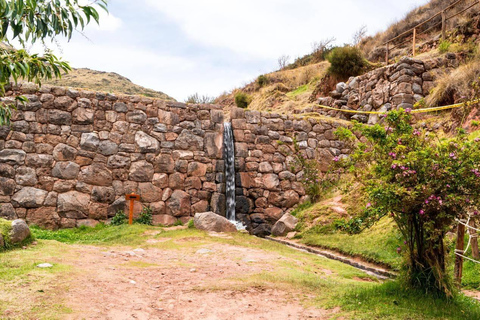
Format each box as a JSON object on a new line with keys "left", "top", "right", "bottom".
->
{"left": 251, "top": 223, "right": 271, "bottom": 238}
{"left": 271, "top": 213, "right": 298, "bottom": 237}
{"left": 193, "top": 212, "right": 237, "bottom": 233}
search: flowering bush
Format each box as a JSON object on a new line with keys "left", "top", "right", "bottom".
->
{"left": 335, "top": 109, "right": 480, "bottom": 296}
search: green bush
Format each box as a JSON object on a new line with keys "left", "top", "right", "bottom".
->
{"left": 256, "top": 75, "right": 269, "bottom": 88}
{"left": 111, "top": 210, "right": 127, "bottom": 226}
{"left": 327, "top": 46, "right": 367, "bottom": 79}
{"left": 135, "top": 206, "right": 153, "bottom": 226}
{"left": 439, "top": 40, "right": 451, "bottom": 54}
{"left": 234, "top": 92, "right": 252, "bottom": 109}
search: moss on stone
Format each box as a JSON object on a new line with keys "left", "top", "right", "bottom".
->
{"left": 0, "top": 218, "right": 34, "bottom": 251}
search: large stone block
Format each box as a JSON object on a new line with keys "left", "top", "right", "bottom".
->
{"left": 129, "top": 161, "right": 154, "bottom": 182}
{"left": 12, "top": 187, "right": 48, "bottom": 208}
{"left": 135, "top": 131, "right": 160, "bottom": 153}
{"left": 0, "top": 149, "right": 26, "bottom": 165}
{"left": 166, "top": 190, "right": 191, "bottom": 217}
{"left": 52, "top": 161, "right": 80, "bottom": 180}
{"left": 81, "top": 163, "right": 113, "bottom": 186}
{"left": 57, "top": 191, "right": 90, "bottom": 218}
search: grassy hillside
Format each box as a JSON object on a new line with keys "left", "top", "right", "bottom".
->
{"left": 44, "top": 68, "right": 175, "bottom": 101}
{"left": 216, "top": 62, "right": 329, "bottom": 114}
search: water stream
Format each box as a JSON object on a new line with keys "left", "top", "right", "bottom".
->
{"left": 223, "top": 122, "right": 246, "bottom": 230}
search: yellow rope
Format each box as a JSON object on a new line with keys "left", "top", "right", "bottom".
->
{"left": 307, "top": 100, "right": 479, "bottom": 116}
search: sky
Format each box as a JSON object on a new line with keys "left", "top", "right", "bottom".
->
{"left": 28, "top": 0, "right": 430, "bottom": 101}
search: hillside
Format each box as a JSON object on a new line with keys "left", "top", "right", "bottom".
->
{"left": 216, "top": 62, "right": 330, "bottom": 114}
{"left": 44, "top": 68, "right": 175, "bottom": 101}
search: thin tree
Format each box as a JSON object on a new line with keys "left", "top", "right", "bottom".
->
{"left": 277, "top": 55, "right": 290, "bottom": 70}
{"left": 0, "top": 0, "right": 108, "bottom": 125}
{"left": 311, "top": 37, "right": 336, "bottom": 61}
{"left": 352, "top": 25, "right": 368, "bottom": 47}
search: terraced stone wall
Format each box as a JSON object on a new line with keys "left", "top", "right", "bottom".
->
{"left": 230, "top": 108, "right": 350, "bottom": 235}
{"left": 0, "top": 84, "right": 225, "bottom": 229}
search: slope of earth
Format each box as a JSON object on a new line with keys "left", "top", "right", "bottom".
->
{"left": 43, "top": 68, "right": 175, "bottom": 101}
{"left": 1, "top": 225, "right": 480, "bottom": 320}
{"left": 216, "top": 62, "right": 329, "bottom": 115}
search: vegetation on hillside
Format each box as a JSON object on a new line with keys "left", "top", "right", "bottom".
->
{"left": 44, "top": 68, "right": 175, "bottom": 101}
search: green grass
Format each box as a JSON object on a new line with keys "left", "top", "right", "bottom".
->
{"left": 31, "top": 223, "right": 155, "bottom": 246}
{"left": 286, "top": 84, "right": 310, "bottom": 98}
{"left": 301, "top": 216, "right": 403, "bottom": 270}
{"left": 7, "top": 224, "right": 480, "bottom": 319}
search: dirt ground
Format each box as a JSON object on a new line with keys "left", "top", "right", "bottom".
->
{"left": 5, "top": 231, "right": 338, "bottom": 320}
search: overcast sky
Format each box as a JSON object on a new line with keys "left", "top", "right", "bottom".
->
{"left": 30, "top": 0, "right": 430, "bottom": 101}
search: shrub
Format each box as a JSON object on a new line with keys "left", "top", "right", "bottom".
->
{"left": 327, "top": 46, "right": 367, "bottom": 79}
{"left": 334, "top": 109, "right": 480, "bottom": 296}
{"left": 256, "top": 75, "right": 269, "bottom": 88}
{"left": 135, "top": 206, "right": 153, "bottom": 226}
{"left": 234, "top": 92, "right": 252, "bottom": 109}
{"left": 111, "top": 210, "right": 127, "bottom": 226}
{"left": 438, "top": 40, "right": 452, "bottom": 53}
{"left": 185, "top": 93, "right": 215, "bottom": 104}
{"left": 187, "top": 219, "right": 195, "bottom": 229}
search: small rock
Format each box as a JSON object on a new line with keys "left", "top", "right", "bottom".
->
{"left": 129, "top": 280, "right": 136, "bottom": 284}
{"left": 190, "top": 268, "right": 197, "bottom": 272}
{"left": 37, "top": 263, "right": 53, "bottom": 268}
{"left": 196, "top": 248, "right": 212, "bottom": 254}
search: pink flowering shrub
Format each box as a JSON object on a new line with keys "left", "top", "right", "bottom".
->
{"left": 334, "top": 109, "right": 480, "bottom": 296}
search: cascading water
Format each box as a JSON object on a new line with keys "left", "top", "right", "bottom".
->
{"left": 223, "top": 122, "right": 246, "bottom": 230}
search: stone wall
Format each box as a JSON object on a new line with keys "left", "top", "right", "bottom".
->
{"left": 305, "top": 54, "right": 459, "bottom": 124}
{"left": 230, "top": 108, "right": 350, "bottom": 235}
{"left": 0, "top": 84, "right": 225, "bottom": 229}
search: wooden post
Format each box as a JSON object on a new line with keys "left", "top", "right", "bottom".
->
{"left": 385, "top": 42, "right": 389, "bottom": 64}
{"left": 125, "top": 193, "right": 141, "bottom": 225}
{"left": 454, "top": 219, "right": 466, "bottom": 287}
{"left": 412, "top": 28, "right": 417, "bottom": 56}
{"left": 469, "top": 219, "right": 479, "bottom": 260}
{"left": 441, "top": 10, "right": 446, "bottom": 41}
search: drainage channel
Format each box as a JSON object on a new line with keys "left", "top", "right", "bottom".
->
{"left": 265, "top": 237, "right": 396, "bottom": 280}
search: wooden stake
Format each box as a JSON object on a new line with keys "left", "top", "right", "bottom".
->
{"left": 454, "top": 219, "right": 466, "bottom": 287}
{"left": 441, "top": 10, "right": 446, "bottom": 41}
{"left": 385, "top": 42, "right": 389, "bottom": 64}
{"left": 412, "top": 28, "right": 416, "bottom": 56}
{"left": 126, "top": 193, "right": 141, "bottom": 225}
{"left": 469, "top": 219, "right": 479, "bottom": 260}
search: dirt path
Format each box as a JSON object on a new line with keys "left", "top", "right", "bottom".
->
{"left": 47, "top": 234, "right": 333, "bottom": 319}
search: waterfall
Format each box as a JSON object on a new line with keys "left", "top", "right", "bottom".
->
{"left": 223, "top": 122, "right": 237, "bottom": 222}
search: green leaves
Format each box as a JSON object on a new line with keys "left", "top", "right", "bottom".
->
{"left": 0, "top": 0, "right": 108, "bottom": 125}
{"left": 0, "top": 0, "right": 108, "bottom": 44}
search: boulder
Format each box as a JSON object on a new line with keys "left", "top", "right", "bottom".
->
{"left": 251, "top": 223, "right": 271, "bottom": 238}
{"left": 193, "top": 211, "right": 236, "bottom": 233}
{"left": 12, "top": 187, "right": 48, "bottom": 208}
{"left": 10, "top": 219, "right": 31, "bottom": 244}
{"left": 0, "top": 203, "right": 16, "bottom": 219}
{"left": 15, "top": 167, "right": 38, "bottom": 186}
{"left": 271, "top": 213, "right": 298, "bottom": 237}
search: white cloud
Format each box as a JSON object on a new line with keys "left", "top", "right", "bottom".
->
{"left": 144, "top": 0, "right": 429, "bottom": 60}
{"left": 90, "top": 11, "right": 123, "bottom": 32}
